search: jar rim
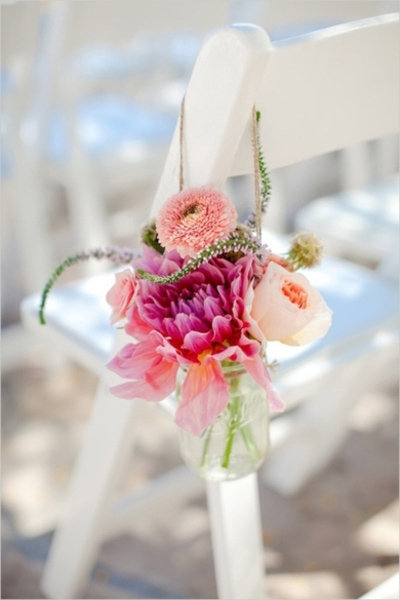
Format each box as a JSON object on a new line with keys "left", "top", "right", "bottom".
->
{"left": 179, "top": 360, "right": 246, "bottom": 378}
{"left": 220, "top": 360, "right": 246, "bottom": 378}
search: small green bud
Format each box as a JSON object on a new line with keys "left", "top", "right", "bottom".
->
{"left": 287, "top": 231, "right": 323, "bottom": 270}
{"left": 141, "top": 220, "right": 165, "bottom": 254}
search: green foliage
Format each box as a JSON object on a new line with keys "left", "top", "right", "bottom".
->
{"left": 246, "top": 110, "right": 272, "bottom": 230}
{"left": 141, "top": 220, "right": 165, "bottom": 254}
{"left": 137, "top": 234, "right": 263, "bottom": 284}
{"left": 38, "top": 247, "right": 135, "bottom": 325}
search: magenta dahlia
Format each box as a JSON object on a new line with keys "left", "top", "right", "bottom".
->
{"left": 108, "top": 246, "right": 282, "bottom": 436}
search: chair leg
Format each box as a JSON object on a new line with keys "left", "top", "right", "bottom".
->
{"left": 41, "top": 377, "right": 138, "bottom": 599}
{"left": 206, "top": 474, "right": 265, "bottom": 599}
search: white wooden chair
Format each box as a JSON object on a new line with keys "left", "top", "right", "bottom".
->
{"left": 21, "top": 14, "right": 399, "bottom": 599}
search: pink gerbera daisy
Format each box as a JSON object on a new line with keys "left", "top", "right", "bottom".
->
{"left": 156, "top": 186, "right": 237, "bottom": 257}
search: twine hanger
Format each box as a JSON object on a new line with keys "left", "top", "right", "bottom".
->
{"left": 178, "top": 97, "right": 263, "bottom": 241}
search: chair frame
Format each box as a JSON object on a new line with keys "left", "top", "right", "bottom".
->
{"left": 20, "top": 14, "right": 399, "bottom": 599}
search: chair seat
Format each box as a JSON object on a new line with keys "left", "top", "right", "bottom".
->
{"left": 295, "top": 176, "right": 399, "bottom": 263}
{"left": 21, "top": 241, "right": 398, "bottom": 389}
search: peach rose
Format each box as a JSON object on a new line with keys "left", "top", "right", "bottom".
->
{"left": 106, "top": 269, "right": 138, "bottom": 324}
{"left": 249, "top": 262, "right": 332, "bottom": 346}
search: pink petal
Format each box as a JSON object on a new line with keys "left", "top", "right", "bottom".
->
{"left": 107, "top": 331, "right": 179, "bottom": 402}
{"left": 182, "top": 330, "right": 212, "bottom": 354}
{"left": 175, "top": 358, "right": 230, "bottom": 436}
{"left": 125, "top": 304, "right": 153, "bottom": 340}
{"left": 211, "top": 315, "right": 233, "bottom": 343}
{"left": 107, "top": 332, "right": 161, "bottom": 379}
{"left": 203, "top": 296, "right": 224, "bottom": 321}
{"left": 111, "top": 357, "right": 178, "bottom": 402}
{"left": 107, "top": 343, "right": 138, "bottom": 378}
{"left": 242, "top": 354, "right": 284, "bottom": 412}
{"left": 212, "top": 335, "right": 260, "bottom": 362}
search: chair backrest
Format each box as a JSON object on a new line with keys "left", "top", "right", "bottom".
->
{"left": 152, "top": 14, "right": 399, "bottom": 214}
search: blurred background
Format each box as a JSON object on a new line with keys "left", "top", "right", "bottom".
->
{"left": 1, "top": 1, "right": 399, "bottom": 598}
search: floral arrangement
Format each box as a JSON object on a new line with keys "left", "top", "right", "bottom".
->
{"left": 39, "top": 110, "right": 332, "bottom": 478}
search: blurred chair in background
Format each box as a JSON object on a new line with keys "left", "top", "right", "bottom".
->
{"left": 279, "top": 0, "right": 400, "bottom": 279}
{"left": 295, "top": 152, "right": 399, "bottom": 274}
{"left": 21, "top": 13, "right": 399, "bottom": 599}
{"left": 2, "top": 0, "right": 231, "bottom": 298}
{"left": 229, "top": 0, "right": 398, "bottom": 30}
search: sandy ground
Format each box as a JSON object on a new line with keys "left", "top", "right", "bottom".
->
{"left": 1, "top": 341, "right": 399, "bottom": 600}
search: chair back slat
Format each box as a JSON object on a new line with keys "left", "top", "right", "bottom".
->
{"left": 233, "top": 13, "right": 399, "bottom": 173}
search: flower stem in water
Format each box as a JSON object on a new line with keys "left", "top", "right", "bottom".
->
{"left": 240, "top": 424, "right": 260, "bottom": 461}
{"left": 221, "top": 422, "right": 236, "bottom": 469}
{"left": 221, "top": 379, "right": 241, "bottom": 469}
{"left": 201, "top": 427, "right": 213, "bottom": 469}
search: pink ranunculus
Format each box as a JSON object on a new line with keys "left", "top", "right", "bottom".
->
{"left": 250, "top": 262, "right": 332, "bottom": 346}
{"left": 106, "top": 268, "right": 138, "bottom": 324}
{"left": 156, "top": 187, "right": 237, "bottom": 257}
{"left": 107, "top": 245, "right": 282, "bottom": 435}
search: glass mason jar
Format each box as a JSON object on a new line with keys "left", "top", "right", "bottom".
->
{"left": 177, "top": 363, "right": 270, "bottom": 482}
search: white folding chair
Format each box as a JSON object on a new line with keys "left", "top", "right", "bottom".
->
{"left": 21, "top": 14, "right": 399, "bottom": 599}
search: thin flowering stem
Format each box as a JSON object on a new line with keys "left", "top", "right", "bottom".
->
{"left": 246, "top": 110, "right": 272, "bottom": 230}
{"left": 136, "top": 234, "right": 267, "bottom": 284}
{"left": 38, "top": 246, "right": 137, "bottom": 325}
